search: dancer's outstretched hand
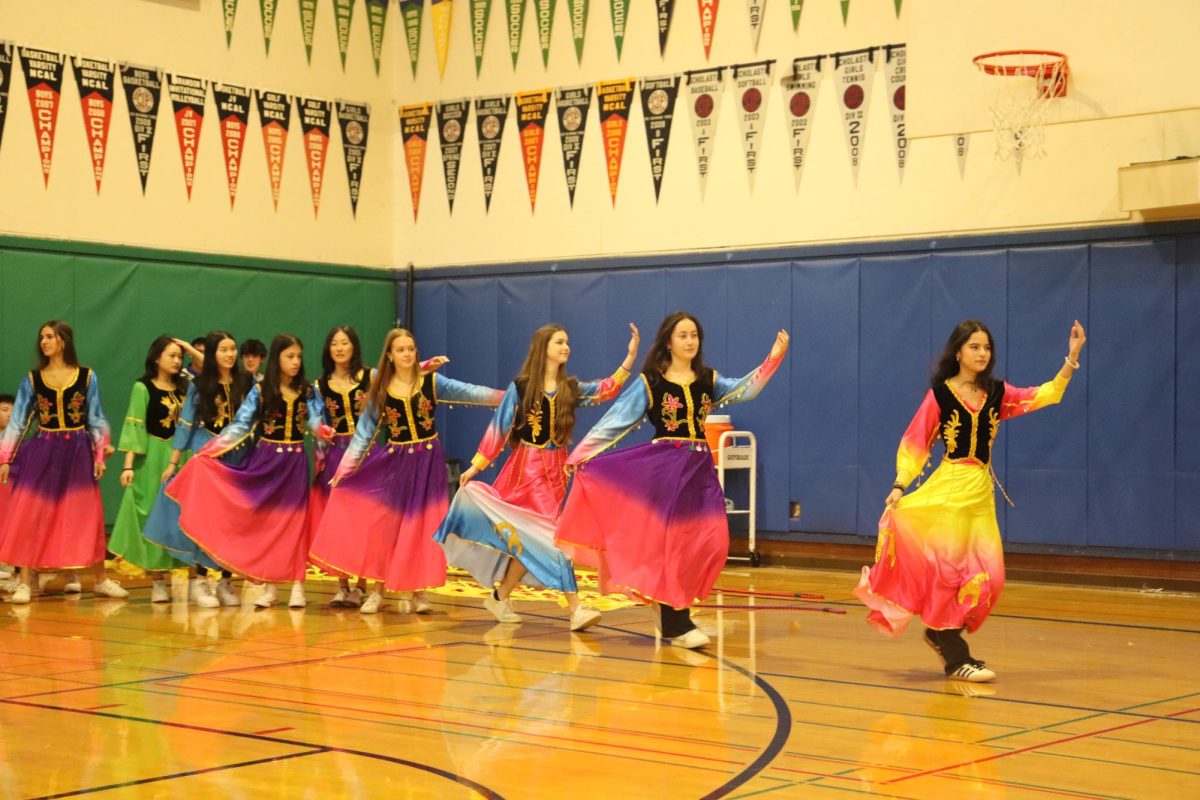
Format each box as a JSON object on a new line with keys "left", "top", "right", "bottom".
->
{"left": 769, "top": 330, "right": 790, "bottom": 360}
{"left": 160, "top": 463, "right": 176, "bottom": 484}
{"left": 1067, "top": 320, "right": 1086, "bottom": 362}
{"left": 884, "top": 487, "right": 903, "bottom": 508}
{"left": 626, "top": 323, "right": 640, "bottom": 361}
{"left": 459, "top": 466, "right": 479, "bottom": 487}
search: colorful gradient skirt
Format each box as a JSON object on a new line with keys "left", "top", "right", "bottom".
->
{"left": 435, "top": 444, "right": 577, "bottom": 592}
{"left": 0, "top": 431, "right": 106, "bottom": 569}
{"left": 169, "top": 444, "right": 311, "bottom": 582}
{"left": 854, "top": 461, "right": 1005, "bottom": 636}
{"left": 308, "top": 439, "right": 448, "bottom": 592}
{"left": 556, "top": 439, "right": 728, "bottom": 610}
{"left": 144, "top": 440, "right": 245, "bottom": 571}
{"left": 307, "top": 434, "right": 351, "bottom": 538}
{"left": 109, "top": 437, "right": 186, "bottom": 572}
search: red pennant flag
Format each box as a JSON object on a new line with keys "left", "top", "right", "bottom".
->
{"left": 71, "top": 57, "right": 115, "bottom": 194}
{"left": 596, "top": 78, "right": 635, "bottom": 206}
{"left": 697, "top": 0, "right": 720, "bottom": 60}
{"left": 213, "top": 84, "right": 252, "bottom": 208}
{"left": 257, "top": 90, "right": 292, "bottom": 210}
{"left": 515, "top": 90, "right": 551, "bottom": 212}
{"left": 166, "top": 74, "right": 207, "bottom": 200}
{"left": 299, "top": 98, "right": 332, "bottom": 218}
{"left": 19, "top": 48, "right": 65, "bottom": 188}
{"left": 399, "top": 103, "right": 432, "bottom": 220}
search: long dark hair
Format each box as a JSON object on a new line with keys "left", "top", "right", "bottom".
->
{"left": 141, "top": 335, "right": 189, "bottom": 393}
{"left": 642, "top": 311, "right": 708, "bottom": 377}
{"left": 512, "top": 324, "right": 579, "bottom": 445}
{"left": 261, "top": 333, "right": 310, "bottom": 414}
{"left": 321, "top": 325, "right": 364, "bottom": 380}
{"left": 35, "top": 320, "right": 80, "bottom": 369}
{"left": 366, "top": 329, "right": 421, "bottom": 414}
{"left": 197, "top": 330, "right": 253, "bottom": 426}
{"left": 932, "top": 319, "right": 999, "bottom": 390}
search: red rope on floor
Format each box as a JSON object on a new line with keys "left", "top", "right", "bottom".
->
{"left": 712, "top": 586, "right": 826, "bottom": 601}
{"left": 692, "top": 603, "right": 846, "bottom": 614}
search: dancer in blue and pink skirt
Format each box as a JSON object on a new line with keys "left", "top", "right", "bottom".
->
{"left": 309, "top": 328, "right": 502, "bottom": 615}
{"left": 557, "top": 312, "right": 788, "bottom": 649}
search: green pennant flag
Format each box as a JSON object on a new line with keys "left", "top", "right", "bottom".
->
{"left": 365, "top": 0, "right": 389, "bottom": 74}
{"left": 894, "top": 0, "right": 902, "bottom": 16}
{"left": 570, "top": 0, "right": 588, "bottom": 63}
{"left": 790, "top": 0, "right": 802, "bottom": 31}
{"left": 401, "top": 0, "right": 424, "bottom": 76}
{"left": 610, "top": 0, "right": 627, "bottom": 59}
{"left": 299, "top": 0, "right": 319, "bottom": 62}
{"left": 536, "top": 0, "right": 556, "bottom": 66}
{"left": 506, "top": 0, "right": 527, "bottom": 69}
{"left": 840, "top": 0, "right": 849, "bottom": 24}
{"left": 260, "top": 0, "right": 278, "bottom": 53}
{"left": 334, "top": 0, "right": 355, "bottom": 68}
{"left": 471, "top": 0, "right": 492, "bottom": 75}
{"left": 223, "top": 0, "right": 239, "bottom": 46}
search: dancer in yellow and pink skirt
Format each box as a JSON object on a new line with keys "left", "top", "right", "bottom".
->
{"left": 854, "top": 319, "right": 1087, "bottom": 682}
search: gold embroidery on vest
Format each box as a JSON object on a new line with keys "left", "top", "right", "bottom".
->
{"left": 942, "top": 409, "right": 962, "bottom": 452}
{"left": 525, "top": 405, "right": 544, "bottom": 439}
{"left": 986, "top": 408, "right": 1000, "bottom": 456}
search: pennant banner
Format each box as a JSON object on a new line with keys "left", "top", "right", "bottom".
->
{"left": 554, "top": 85, "right": 591, "bottom": 206}
{"left": 791, "top": 0, "right": 802, "bottom": 31}
{"left": 336, "top": 100, "right": 370, "bottom": 216}
{"left": 570, "top": 0, "right": 589, "bottom": 64}
{"left": 436, "top": 98, "right": 470, "bottom": 213}
{"left": 224, "top": 0, "right": 240, "bottom": 46}
{"left": 257, "top": 91, "right": 291, "bottom": 210}
{"left": 781, "top": 55, "right": 822, "bottom": 191}
{"left": 299, "top": 0, "right": 319, "bottom": 63}
{"left": 366, "top": 0, "right": 390, "bottom": 75}
{"left": 71, "top": 57, "right": 115, "bottom": 194}
{"left": 21, "top": 48, "right": 65, "bottom": 188}
{"left": 639, "top": 74, "right": 680, "bottom": 202}
{"left": 474, "top": 94, "right": 511, "bottom": 211}
{"left": 506, "top": 0, "right": 527, "bottom": 69}
{"left": 885, "top": 43, "right": 906, "bottom": 180}
{"left": 260, "top": 0, "right": 279, "bottom": 54}
{"left": 684, "top": 66, "right": 724, "bottom": 196}
{"left": 515, "top": 89, "right": 551, "bottom": 211}
{"left": 401, "top": 0, "right": 425, "bottom": 77}
{"left": 732, "top": 59, "right": 773, "bottom": 189}
{"left": 697, "top": 0, "right": 719, "bottom": 60}
{"left": 119, "top": 65, "right": 162, "bottom": 194}
{"left": 834, "top": 47, "right": 875, "bottom": 183}
{"left": 432, "top": 0, "right": 453, "bottom": 76}
{"left": 167, "top": 74, "right": 207, "bottom": 199}
{"left": 536, "top": 0, "right": 557, "bottom": 67}
{"left": 595, "top": 78, "right": 634, "bottom": 205}
{"left": 334, "top": 0, "right": 355, "bottom": 68}
{"left": 299, "top": 98, "right": 332, "bottom": 217}
{"left": 954, "top": 134, "right": 969, "bottom": 178}
{"left": 0, "top": 43, "right": 14, "bottom": 156}
{"left": 746, "top": 0, "right": 764, "bottom": 51}
{"left": 656, "top": 0, "right": 675, "bottom": 56}
{"left": 400, "top": 103, "right": 433, "bottom": 220}
{"left": 213, "top": 83, "right": 252, "bottom": 208}
{"left": 610, "top": 0, "right": 629, "bottom": 60}
{"left": 894, "top": 0, "right": 901, "bottom": 17}
{"left": 840, "top": 0, "right": 849, "bottom": 24}
{"left": 471, "top": 0, "right": 492, "bottom": 76}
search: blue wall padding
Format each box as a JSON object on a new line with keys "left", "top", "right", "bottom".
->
{"left": 415, "top": 231, "right": 1199, "bottom": 553}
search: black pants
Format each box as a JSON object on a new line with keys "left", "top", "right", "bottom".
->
{"left": 926, "top": 627, "right": 972, "bottom": 673}
{"left": 660, "top": 605, "right": 695, "bottom": 638}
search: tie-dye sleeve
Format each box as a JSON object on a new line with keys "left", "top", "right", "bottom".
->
{"left": 1000, "top": 369, "right": 1072, "bottom": 421}
{"left": 198, "top": 385, "right": 260, "bottom": 458}
{"left": 567, "top": 375, "right": 651, "bottom": 466}
{"left": 713, "top": 350, "right": 786, "bottom": 406}
{"left": 117, "top": 381, "right": 150, "bottom": 456}
{"left": 577, "top": 366, "right": 632, "bottom": 407}
{"left": 432, "top": 374, "right": 506, "bottom": 407}
{"left": 0, "top": 374, "right": 35, "bottom": 466}
{"left": 894, "top": 390, "right": 940, "bottom": 490}
{"left": 86, "top": 371, "right": 112, "bottom": 469}
{"left": 469, "top": 383, "right": 519, "bottom": 472}
{"left": 332, "top": 399, "right": 380, "bottom": 484}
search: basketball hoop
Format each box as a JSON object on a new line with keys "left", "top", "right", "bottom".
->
{"left": 973, "top": 50, "right": 1069, "bottom": 161}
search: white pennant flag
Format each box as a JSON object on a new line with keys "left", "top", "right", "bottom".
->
{"left": 746, "top": 0, "right": 766, "bottom": 51}
{"left": 733, "top": 60, "right": 774, "bottom": 190}
{"left": 954, "top": 133, "right": 969, "bottom": 177}
{"left": 834, "top": 47, "right": 876, "bottom": 184}
{"left": 885, "top": 44, "right": 906, "bottom": 181}
{"left": 685, "top": 67, "right": 725, "bottom": 197}
{"left": 781, "top": 55, "right": 823, "bottom": 191}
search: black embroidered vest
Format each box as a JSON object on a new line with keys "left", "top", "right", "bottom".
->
{"left": 318, "top": 371, "right": 371, "bottom": 435}
{"left": 381, "top": 373, "right": 438, "bottom": 444}
{"left": 644, "top": 370, "right": 715, "bottom": 441}
{"left": 141, "top": 378, "right": 186, "bottom": 441}
{"left": 259, "top": 393, "right": 310, "bottom": 444}
{"left": 200, "top": 382, "right": 236, "bottom": 435}
{"left": 510, "top": 377, "right": 565, "bottom": 448}
{"left": 932, "top": 381, "right": 1006, "bottom": 465}
{"left": 31, "top": 367, "right": 91, "bottom": 431}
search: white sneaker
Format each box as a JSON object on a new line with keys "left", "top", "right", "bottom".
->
{"left": 191, "top": 577, "right": 219, "bottom": 609}
{"left": 288, "top": 583, "right": 306, "bottom": 608}
{"left": 93, "top": 578, "right": 130, "bottom": 599}
{"left": 150, "top": 579, "right": 170, "bottom": 603}
{"left": 0, "top": 576, "right": 20, "bottom": 594}
{"left": 671, "top": 628, "right": 711, "bottom": 650}
{"left": 329, "top": 589, "right": 348, "bottom": 608}
{"left": 254, "top": 583, "right": 277, "bottom": 608}
{"left": 215, "top": 578, "right": 241, "bottom": 607}
{"left": 948, "top": 661, "right": 996, "bottom": 683}
{"left": 483, "top": 595, "right": 522, "bottom": 624}
{"left": 10, "top": 584, "right": 31, "bottom": 604}
{"left": 64, "top": 577, "right": 83, "bottom": 594}
{"left": 569, "top": 605, "right": 602, "bottom": 632}
{"left": 344, "top": 587, "right": 364, "bottom": 609}
{"left": 360, "top": 591, "right": 383, "bottom": 614}
{"left": 0, "top": 567, "right": 12, "bottom": 580}
{"left": 395, "top": 597, "right": 412, "bottom": 613}
{"left": 412, "top": 594, "right": 432, "bottom": 614}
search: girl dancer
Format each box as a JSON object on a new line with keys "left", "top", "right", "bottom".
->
{"left": 109, "top": 336, "right": 190, "bottom": 602}
{"left": 855, "top": 320, "right": 1087, "bottom": 682}
{"left": 557, "top": 313, "right": 788, "bottom": 649}
{"left": 170, "top": 333, "right": 330, "bottom": 609}
{"left": 0, "top": 321, "right": 128, "bottom": 604}
{"left": 435, "top": 323, "right": 639, "bottom": 630}
{"left": 309, "top": 329, "right": 503, "bottom": 615}
{"left": 145, "top": 330, "right": 254, "bottom": 608}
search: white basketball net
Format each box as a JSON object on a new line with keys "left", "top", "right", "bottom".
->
{"left": 974, "top": 52, "right": 1068, "bottom": 162}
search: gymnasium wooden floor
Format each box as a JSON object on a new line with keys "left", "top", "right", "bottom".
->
{"left": 0, "top": 567, "right": 1196, "bottom": 799}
